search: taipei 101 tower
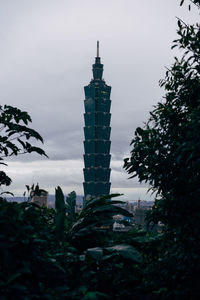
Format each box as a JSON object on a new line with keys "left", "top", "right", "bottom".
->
{"left": 83, "top": 41, "right": 111, "bottom": 200}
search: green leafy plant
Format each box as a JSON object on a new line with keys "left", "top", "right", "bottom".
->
{"left": 0, "top": 105, "right": 47, "bottom": 188}
{"left": 54, "top": 186, "right": 67, "bottom": 241}
{"left": 0, "top": 189, "right": 147, "bottom": 299}
{"left": 68, "top": 194, "right": 133, "bottom": 249}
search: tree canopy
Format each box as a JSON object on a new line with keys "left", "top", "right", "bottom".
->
{"left": 124, "top": 0, "right": 200, "bottom": 233}
{"left": 124, "top": 1, "right": 200, "bottom": 297}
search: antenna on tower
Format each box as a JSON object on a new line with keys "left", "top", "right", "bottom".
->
{"left": 97, "top": 40, "right": 99, "bottom": 57}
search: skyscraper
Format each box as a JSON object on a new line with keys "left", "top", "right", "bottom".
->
{"left": 83, "top": 41, "right": 111, "bottom": 200}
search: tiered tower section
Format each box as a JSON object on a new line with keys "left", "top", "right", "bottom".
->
{"left": 83, "top": 42, "right": 111, "bottom": 199}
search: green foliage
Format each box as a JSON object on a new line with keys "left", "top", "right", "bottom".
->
{"left": 55, "top": 186, "right": 67, "bottom": 241}
{"left": 0, "top": 105, "right": 47, "bottom": 187}
{"left": 68, "top": 194, "right": 133, "bottom": 251}
{"left": 180, "top": 0, "right": 200, "bottom": 9}
{"left": 66, "top": 191, "right": 76, "bottom": 224}
{"left": 0, "top": 197, "right": 70, "bottom": 299}
{"left": 124, "top": 3, "right": 200, "bottom": 232}
{"left": 54, "top": 189, "right": 135, "bottom": 250}
{"left": 124, "top": 2, "right": 200, "bottom": 298}
{"left": 0, "top": 170, "right": 11, "bottom": 186}
{"left": 0, "top": 192, "right": 150, "bottom": 299}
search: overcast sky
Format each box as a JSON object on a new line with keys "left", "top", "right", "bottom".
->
{"left": 0, "top": 0, "right": 199, "bottom": 200}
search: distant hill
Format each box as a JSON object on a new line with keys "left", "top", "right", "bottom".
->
{"left": 5, "top": 195, "right": 83, "bottom": 206}
{"left": 4, "top": 196, "right": 153, "bottom": 208}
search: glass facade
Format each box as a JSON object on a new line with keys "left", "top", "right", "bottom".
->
{"left": 83, "top": 46, "right": 111, "bottom": 199}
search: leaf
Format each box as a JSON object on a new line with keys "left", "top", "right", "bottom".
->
{"left": 136, "top": 127, "right": 144, "bottom": 136}
{"left": 104, "top": 244, "right": 143, "bottom": 263}
{"left": 7, "top": 272, "right": 22, "bottom": 284}
{"left": 177, "top": 20, "right": 182, "bottom": 28}
{"left": 0, "top": 191, "right": 14, "bottom": 196}
{"left": 66, "top": 191, "right": 76, "bottom": 224}
{"left": 0, "top": 162, "right": 8, "bottom": 166}
{"left": 17, "top": 138, "right": 26, "bottom": 148}
{"left": 55, "top": 186, "right": 65, "bottom": 211}
{"left": 86, "top": 247, "right": 103, "bottom": 261}
{"left": 25, "top": 185, "right": 30, "bottom": 192}
{"left": 0, "top": 171, "right": 12, "bottom": 186}
{"left": 54, "top": 186, "right": 66, "bottom": 241}
{"left": 26, "top": 146, "right": 48, "bottom": 157}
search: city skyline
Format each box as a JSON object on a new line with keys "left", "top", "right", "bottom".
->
{"left": 0, "top": 0, "right": 199, "bottom": 200}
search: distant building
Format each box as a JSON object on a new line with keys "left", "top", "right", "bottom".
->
{"left": 30, "top": 191, "right": 48, "bottom": 207}
{"left": 83, "top": 41, "right": 112, "bottom": 200}
{"left": 135, "top": 207, "right": 151, "bottom": 229}
{"left": 113, "top": 199, "right": 156, "bottom": 231}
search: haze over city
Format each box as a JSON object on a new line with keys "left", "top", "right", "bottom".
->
{"left": 0, "top": 0, "right": 198, "bottom": 200}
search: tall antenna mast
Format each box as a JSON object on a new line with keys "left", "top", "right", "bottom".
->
{"left": 97, "top": 40, "right": 99, "bottom": 57}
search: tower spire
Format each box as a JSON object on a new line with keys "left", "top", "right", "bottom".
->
{"left": 93, "top": 40, "right": 103, "bottom": 80}
{"left": 97, "top": 40, "right": 99, "bottom": 57}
